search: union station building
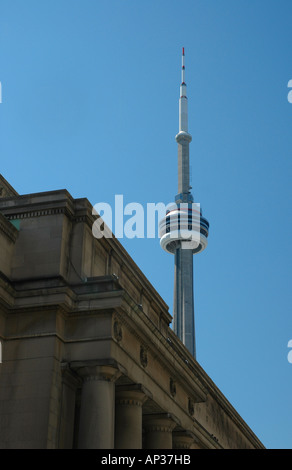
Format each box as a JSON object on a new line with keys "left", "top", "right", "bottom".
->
{"left": 0, "top": 175, "right": 264, "bottom": 449}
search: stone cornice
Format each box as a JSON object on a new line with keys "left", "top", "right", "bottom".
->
{"left": 0, "top": 189, "right": 75, "bottom": 222}
{"left": 6, "top": 275, "right": 124, "bottom": 314}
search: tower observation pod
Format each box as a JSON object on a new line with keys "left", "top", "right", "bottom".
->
{"left": 159, "top": 48, "right": 209, "bottom": 358}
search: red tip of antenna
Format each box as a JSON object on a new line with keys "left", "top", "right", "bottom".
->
{"left": 182, "top": 47, "right": 185, "bottom": 55}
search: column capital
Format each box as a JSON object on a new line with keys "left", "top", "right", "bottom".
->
{"left": 143, "top": 413, "right": 180, "bottom": 433}
{"left": 173, "top": 430, "right": 198, "bottom": 449}
{"left": 70, "top": 359, "right": 126, "bottom": 383}
{"left": 116, "top": 384, "right": 152, "bottom": 407}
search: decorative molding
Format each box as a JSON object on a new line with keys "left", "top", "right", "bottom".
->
{"left": 169, "top": 377, "right": 176, "bottom": 397}
{"left": 140, "top": 345, "right": 148, "bottom": 368}
{"left": 113, "top": 319, "right": 122, "bottom": 342}
{"left": 6, "top": 207, "right": 67, "bottom": 220}
{"left": 188, "top": 397, "right": 194, "bottom": 416}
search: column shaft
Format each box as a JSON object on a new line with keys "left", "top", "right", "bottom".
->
{"left": 76, "top": 364, "right": 121, "bottom": 449}
{"left": 115, "top": 389, "right": 147, "bottom": 449}
{"left": 78, "top": 377, "right": 115, "bottom": 449}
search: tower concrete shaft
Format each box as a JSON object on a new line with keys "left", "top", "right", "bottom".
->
{"left": 174, "top": 47, "right": 196, "bottom": 357}
{"left": 159, "top": 48, "right": 209, "bottom": 359}
{"left": 173, "top": 246, "right": 195, "bottom": 357}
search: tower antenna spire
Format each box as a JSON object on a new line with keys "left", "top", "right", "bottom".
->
{"left": 159, "top": 48, "right": 209, "bottom": 358}
{"left": 178, "top": 46, "right": 190, "bottom": 137}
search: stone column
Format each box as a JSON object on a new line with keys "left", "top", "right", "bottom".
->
{"left": 76, "top": 363, "right": 122, "bottom": 449}
{"left": 143, "top": 413, "right": 178, "bottom": 449}
{"left": 115, "top": 385, "right": 150, "bottom": 449}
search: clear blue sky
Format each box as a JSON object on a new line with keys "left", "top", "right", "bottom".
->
{"left": 1, "top": 0, "right": 292, "bottom": 449}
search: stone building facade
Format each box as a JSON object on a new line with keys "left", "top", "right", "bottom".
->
{"left": 0, "top": 175, "right": 264, "bottom": 449}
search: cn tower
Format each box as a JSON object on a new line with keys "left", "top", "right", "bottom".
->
{"left": 159, "top": 48, "right": 209, "bottom": 358}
